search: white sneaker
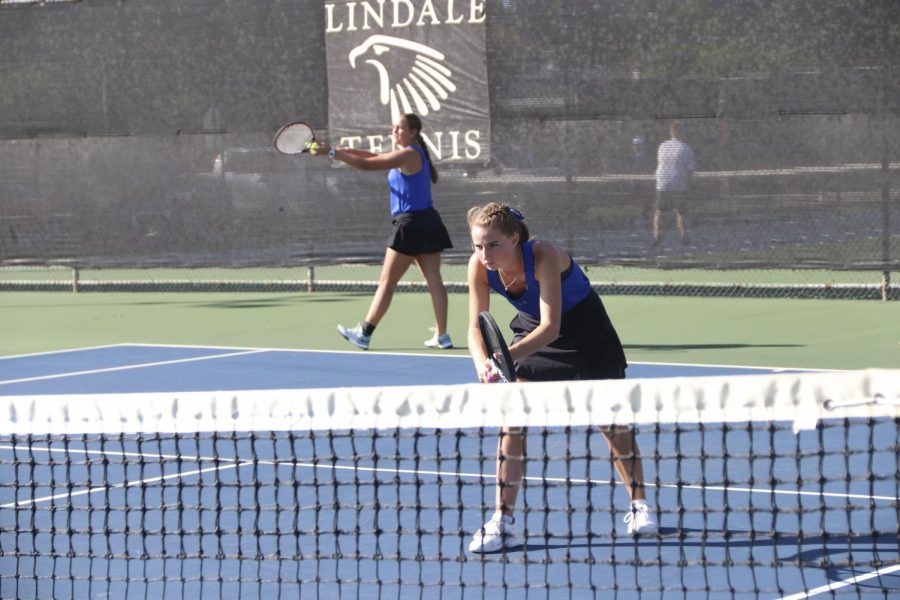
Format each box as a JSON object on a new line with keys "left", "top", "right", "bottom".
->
{"left": 468, "top": 513, "right": 520, "bottom": 553}
{"left": 337, "top": 323, "right": 370, "bottom": 350}
{"left": 424, "top": 330, "right": 453, "bottom": 349}
{"left": 624, "top": 501, "right": 658, "bottom": 536}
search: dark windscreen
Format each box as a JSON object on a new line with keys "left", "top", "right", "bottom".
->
{"left": 1, "top": 0, "right": 896, "bottom": 269}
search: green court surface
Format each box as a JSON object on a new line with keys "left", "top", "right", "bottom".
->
{"left": 0, "top": 264, "right": 891, "bottom": 286}
{"left": 2, "top": 290, "right": 897, "bottom": 371}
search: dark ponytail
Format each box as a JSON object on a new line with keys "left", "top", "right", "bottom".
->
{"left": 404, "top": 113, "right": 438, "bottom": 184}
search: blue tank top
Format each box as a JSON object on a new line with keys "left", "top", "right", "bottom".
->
{"left": 487, "top": 240, "right": 593, "bottom": 319}
{"left": 387, "top": 145, "right": 432, "bottom": 216}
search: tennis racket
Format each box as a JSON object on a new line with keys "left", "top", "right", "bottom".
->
{"left": 273, "top": 121, "right": 323, "bottom": 155}
{"left": 478, "top": 311, "right": 516, "bottom": 383}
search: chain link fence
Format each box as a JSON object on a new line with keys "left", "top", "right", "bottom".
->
{"left": 1, "top": 1, "right": 897, "bottom": 297}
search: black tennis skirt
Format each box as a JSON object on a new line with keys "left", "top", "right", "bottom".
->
{"left": 510, "top": 291, "right": 627, "bottom": 382}
{"left": 387, "top": 207, "right": 453, "bottom": 256}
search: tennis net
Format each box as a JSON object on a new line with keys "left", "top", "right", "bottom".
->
{"left": 1, "top": 370, "right": 898, "bottom": 598}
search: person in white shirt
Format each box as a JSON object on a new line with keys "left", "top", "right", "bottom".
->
{"left": 654, "top": 122, "right": 695, "bottom": 245}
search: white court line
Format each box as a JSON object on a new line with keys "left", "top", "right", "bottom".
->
{"left": 254, "top": 458, "right": 898, "bottom": 503}
{"left": 650, "top": 481, "right": 897, "bottom": 502}
{"left": 0, "top": 343, "right": 132, "bottom": 361}
{"left": 120, "top": 343, "right": 832, "bottom": 372}
{"left": 777, "top": 563, "right": 900, "bottom": 599}
{"left": 630, "top": 359, "right": 836, "bottom": 373}
{"left": 5, "top": 431, "right": 896, "bottom": 505}
{"left": 2, "top": 463, "right": 247, "bottom": 509}
{"left": 0, "top": 444, "right": 217, "bottom": 464}
{"left": 0, "top": 349, "right": 268, "bottom": 386}
{"left": 125, "top": 341, "right": 474, "bottom": 360}
{"left": 0, "top": 443, "right": 248, "bottom": 509}
{"left": 0, "top": 344, "right": 855, "bottom": 373}
{"left": 22, "top": 342, "right": 832, "bottom": 373}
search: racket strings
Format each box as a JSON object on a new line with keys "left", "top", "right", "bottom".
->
{"left": 275, "top": 124, "right": 315, "bottom": 154}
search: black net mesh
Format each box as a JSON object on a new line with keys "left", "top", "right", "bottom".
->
{"left": 1, "top": 371, "right": 898, "bottom": 598}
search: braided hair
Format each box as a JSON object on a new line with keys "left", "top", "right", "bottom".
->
{"left": 404, "top": 113, "right": 438, "bottom": 184}
{"left": 466, "top": 202, "right": 530, "bottom": 243}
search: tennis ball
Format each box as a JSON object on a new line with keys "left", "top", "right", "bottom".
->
{"left": 308, "top": 142, "right": 319, "bottom": 154}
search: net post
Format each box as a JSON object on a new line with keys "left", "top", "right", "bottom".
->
{"left": 72, "top": 267, "right": 80, "bottom": 293}
{"left": 881, "top": 271, "right": 891, "bottom": 301}
{"left": 307, "top": 265, "right": 315, "bottom": 293}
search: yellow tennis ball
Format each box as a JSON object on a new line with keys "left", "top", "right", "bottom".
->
{"left": 308, "top": 142, "right": 319, "bottom": 154}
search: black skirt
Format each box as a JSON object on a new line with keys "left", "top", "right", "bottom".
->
{"left": 387, "top": 207, "right": 453, "bottom": 256}
{"left": 510, "top": 290, "right": 627, "bottom": 382}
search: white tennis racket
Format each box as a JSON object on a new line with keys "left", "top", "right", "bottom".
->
{"left": 273, "top": 121, "right": 323, "bottom": 155}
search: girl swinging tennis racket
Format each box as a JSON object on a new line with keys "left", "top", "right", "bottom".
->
{"left": 314, "top": 114, "right": 454, "bottom": 351}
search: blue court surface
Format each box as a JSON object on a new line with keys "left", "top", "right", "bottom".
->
{"left": 0, "top": 343, "right": 803, "bottom": 396}
{"left": 0, "top": 345, "right": 897, "bottom": 599}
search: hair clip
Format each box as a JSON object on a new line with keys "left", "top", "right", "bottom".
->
{"left": 506, "top": 207, "right": 525, "bottom": 221}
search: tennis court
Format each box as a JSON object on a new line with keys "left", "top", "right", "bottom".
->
{"left": 2, "top": 1, "right": 899, "bottom": 598}
{"left": 0, "top": 343, "right": 805, "bottom": 395}
{"left": 1, "top": 345, "right": 897, "bottom": 599}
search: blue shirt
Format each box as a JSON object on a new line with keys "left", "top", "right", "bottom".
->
{"left": 388, "top": 145, "right": 432, "bottom": 216}
{"left": 487, "top": 240, "right": 593, "bottom": 319}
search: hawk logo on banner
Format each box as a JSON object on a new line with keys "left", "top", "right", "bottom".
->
{"left": 348, "top": 35, "right": 456, "bottom": 123}
{"left": 325, "top": 0, "right": 490, "bottom": 163}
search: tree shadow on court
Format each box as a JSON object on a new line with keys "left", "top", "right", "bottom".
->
{"left": 480, "top": 530, "right": 897, "bottom": 595}
{"left": 501, "top": 528, "right": 894, "bottom": 570}
{"left": 387, "top": 342, "right": 798, "bottom": 354}
{"left": 124, "top": 295, "right": 363, "bottom": 309}
{"left": 188, "top": 296, "right": 356, "bottom": 309}
{"left": 393, "top": 346, "right": 471, "bottom": 353}
{"left": 624, "top": 343, "right": 803, "bottom": 351}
